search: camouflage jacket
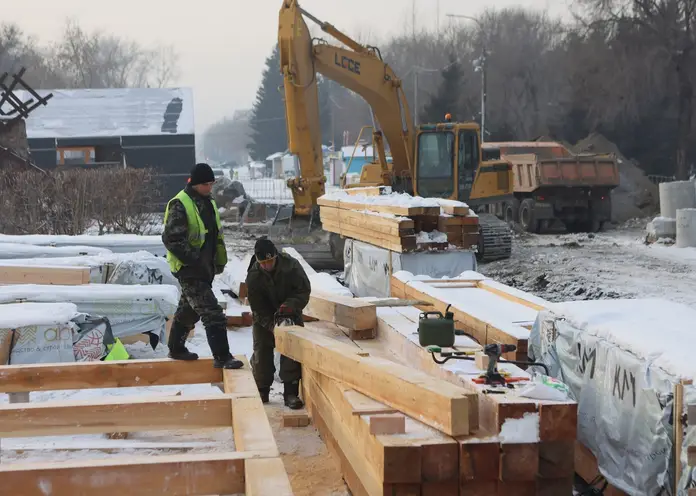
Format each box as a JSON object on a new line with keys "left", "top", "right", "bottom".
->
{"left": 162, "top": 185, "right": 223, "bottom": 282}
{"left": 245, "top": 253, "right": 311, "bottom": 327}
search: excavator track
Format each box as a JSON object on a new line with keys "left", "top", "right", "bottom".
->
{"left": 476, "top": 213, "right": 512, "bottom": 263}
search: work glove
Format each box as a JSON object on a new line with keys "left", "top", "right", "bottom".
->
{"left": 278, "top": 304, "right": 293, "bottom": 315}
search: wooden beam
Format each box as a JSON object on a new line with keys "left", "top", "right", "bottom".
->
{"left": 0, "top": 451, "right": 274, "bottom": 496}
{"left": 306, "top": 372, "right": 420, "bottom": 495}
{"left": 275, "top": 325, "right": 472, "bottom": 436}
{"left": 0, "top": 357, "right": 222, "bottom": 393}
{"left": 231, "top": 396, "right": 279, "bottom": 455}
{"left": 0, "top": 394, "right": 235, "bottom": 437}
{"left": 222, "top": 355, "right": 257, "bottom": 395}
{"left": 305, "top": 291, "right": 377, "bottom": 332}
{"left": 245, "top": 458, "right": 294, "bottom": 495}
{"left": 0, "top": 264, "right": 90, "bottom": 285}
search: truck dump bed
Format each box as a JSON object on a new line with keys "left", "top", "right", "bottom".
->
{"left": 482, "top": 142, "right": 620, "bottom": 193}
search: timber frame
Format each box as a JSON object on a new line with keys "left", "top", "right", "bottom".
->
{"left": 0, "top": 356, "right": 293, "bottom": 496}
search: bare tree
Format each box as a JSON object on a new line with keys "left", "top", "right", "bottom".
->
{"left": 49, "top": 19, "right": 180, "bottom": 90}
{"left": 574, "top": 0, "right": 696, "bottom": 178}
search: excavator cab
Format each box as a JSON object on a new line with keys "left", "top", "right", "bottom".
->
{"left": 414, "top": 121, "right": 513, "bottom": 207}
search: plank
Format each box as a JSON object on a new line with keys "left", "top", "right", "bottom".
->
{"left": 275, "top": 325, "right": 473, "bottom": 436}
{"left": 318, "top": 196, "right": 441, "bottom": 217}
{"left": 231, "top": 396, "right": 280, "bottom": 455}
{"left": 306, "top": 372, "right": 420, "bottom": 495}
{"left": 245, "top": 458, "right": 294, "bottom": 496}
{"left": 222, "top": 355, "right": 257, "bottom": 394}
{"left": 321, "top": 218, "right": 413, "bottom": 252}
{"left": 0, "top": 394, "right": 235, "bottom": 437}
{"left": 309, "top": 370, "right": 421, "bottom": 484}
{"left": 305, "top": 290, "right": 377, "bottom": 331}
{"left": 0, "top": 264, "right": 90, "bottom": 285}
{"left": 0, "top": 357, "right": 222, "bottom": 393}
{"left": 0, "top": 451, "right": 272, "bottom": 496}
{"left": 369, "top": 414, "right": 405, "bottom": 434}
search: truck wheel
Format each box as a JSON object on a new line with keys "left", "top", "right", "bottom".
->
{"left": 504, "top": 199, "right": 519, "bottom": 225}
{"left": 518, "top": 199, "right": 539, "bottom": 233}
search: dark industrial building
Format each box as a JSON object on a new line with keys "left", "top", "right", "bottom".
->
{"left": 20, "top": 88, "right": 196, "bottom": 208}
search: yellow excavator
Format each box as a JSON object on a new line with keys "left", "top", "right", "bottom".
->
{"left": 277, "top": 0, "right": 513, "bottom": 262}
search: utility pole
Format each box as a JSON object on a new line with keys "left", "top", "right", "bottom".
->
{"left": 414, "top": 71, "right": 419, "bottom": 126}
{"left": 446, "top": 14, "right": 487, "bottom": 142}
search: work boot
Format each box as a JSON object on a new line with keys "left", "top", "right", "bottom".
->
{"left": 167, "top": 324, "right": 198, "bottom": 361}
{"left": 213, "top": 355, "right": 244, "bottom": 369}
{"left": 283, "top": 381, "right": 304, "bottom": 410}
{"left": 258, "top": 387, "right": 270, "bottom": 404}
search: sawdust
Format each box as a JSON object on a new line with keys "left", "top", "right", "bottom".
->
{"left": 265, "top": 389, "right": 349, "bottom": 496}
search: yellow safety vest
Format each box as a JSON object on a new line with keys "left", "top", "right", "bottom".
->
{"left": 163, "top": 189, "right": 227, "bottom": 273}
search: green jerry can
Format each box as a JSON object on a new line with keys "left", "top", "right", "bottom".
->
{"left": 418, "top": 305, "right": 455, "bottom": 347}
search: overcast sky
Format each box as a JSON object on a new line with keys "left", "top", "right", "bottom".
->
{"left": 7, "top": 0, "right": 570, "bottom": 133}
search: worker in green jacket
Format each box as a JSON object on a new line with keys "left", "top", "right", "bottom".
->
{"left": 246, "top": 239, "right": 311, "bottom": 409}
{"left": 162, "top": 163, "right": 243, "bottom": 370}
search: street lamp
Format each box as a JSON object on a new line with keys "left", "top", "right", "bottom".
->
{"left": 447, "top": 14, "right": 487, "bottom": 142}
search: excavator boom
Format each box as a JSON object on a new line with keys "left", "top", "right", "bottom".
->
{"left": 279, "top": 0, "right": 415, "bottom": 212}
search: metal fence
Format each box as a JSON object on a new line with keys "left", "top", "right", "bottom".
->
{"left": 240, "top": 178, "right": 341, "bottom": 204}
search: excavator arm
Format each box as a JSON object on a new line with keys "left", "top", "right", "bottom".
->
{"left": 278, "top": 0, "right": 415, "bottom": 215}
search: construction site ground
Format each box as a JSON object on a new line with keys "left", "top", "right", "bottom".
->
{"left": 5, "top": 219, "right": 692, "bottom": 494}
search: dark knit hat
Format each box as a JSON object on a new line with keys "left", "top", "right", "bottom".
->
{"left": 254, "top": 238, "right": 278, "bottom": 262}
{"left": 189, "top": 163, "right": 216, "bottom": 186}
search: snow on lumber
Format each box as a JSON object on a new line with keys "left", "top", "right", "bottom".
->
{"left": 0, "top": 302, "right": 80, "bottom": 329}
{"left": 393, "top": 271, "right": 536, "bottom": 340}
{"left": 318, "top": 190, "right": 442, "bottom": 216}
{"left": 274, "top": 325, "right": 473, "bottom": 436}
{"left": 0, "top": 234, "right": 165, "bottom": 256}
{"left": 499, "top": 412, "right": 540, "bottom": 444}
{"left": 0, "top": 243, "right": 112, "bottom": 259}
{"left": 548, "top": 298, "right": 696, "bottom": 378}
{"left": 0, "top": 283, "right": 179, "bottom": 307}
{"left": 282, "top": 247, "right": 353, "bottom": 297}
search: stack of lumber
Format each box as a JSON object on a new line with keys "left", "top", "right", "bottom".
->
{"left": 287, "top": 276, "right": 576, "bottom": 494}
{"left": 391, "top": 271, "right": 549, "bottom": 362}
{"left": 438, "top": 210, "right": 480, "bottom": 249}
{"left": 318, "top": 189, "right": 479, "bottom": 253}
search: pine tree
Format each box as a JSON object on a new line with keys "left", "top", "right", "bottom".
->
{"left": 248, "top": 45, "right": 287, "bottom": 161}
{"left": 420, "top": 55, "right": 463, "bottom": 124}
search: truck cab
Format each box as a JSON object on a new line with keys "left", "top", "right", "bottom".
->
{"left": 413, "top": 123, "right": 513, "bottom": 208}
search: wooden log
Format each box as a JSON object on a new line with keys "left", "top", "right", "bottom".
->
{"left": 275, "top": 325, "right": 473, "bottom": 436}
{"left": 305, "top": 291, "right": 377, "bottom": 332}
{"left": 0, "top": 264, "right": 90, "bottom": 285}
{"left": 0, "top": 394, "right": 235, "bottom": 437}
{"left": 0, "top": 357, "right": 223, "bottom": 393}
{"left": 0, "top": 451, "right": 271, "bottom": 496}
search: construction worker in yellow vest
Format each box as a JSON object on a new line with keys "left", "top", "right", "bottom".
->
{"left": 162, "top": 163, "right": 243, "bottom": 370}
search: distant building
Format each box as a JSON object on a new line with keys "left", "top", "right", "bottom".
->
{"left": 14, "top": 87, "right": 196, "bottom": 209}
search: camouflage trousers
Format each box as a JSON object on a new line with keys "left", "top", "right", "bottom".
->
{"left": 251, "top": 314, "right": 302, "bottom": 390}
{"left": 170, "top": 278, "right": 230, "bottom": 359}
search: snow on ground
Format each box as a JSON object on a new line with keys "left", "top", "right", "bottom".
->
{"left": 480, "top": 220, "right": 696, "bottom": 310}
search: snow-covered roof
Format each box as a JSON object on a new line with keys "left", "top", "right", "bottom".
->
{"left": 8, "top": 88, "right": 195, "bottom": 139}
{"left": 266, "top": 152, "right": 286, "bottom": 161}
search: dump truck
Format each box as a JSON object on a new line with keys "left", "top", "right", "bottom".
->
{"left": 481, "top": 141, "right": 620, "bottom": 233}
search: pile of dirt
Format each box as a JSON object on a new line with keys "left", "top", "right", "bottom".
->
{"left": 573, "top": 133, "right": 659, "bottom": 222}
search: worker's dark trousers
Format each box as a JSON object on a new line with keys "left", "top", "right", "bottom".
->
{"left": 170, "top": 278, "right": 231, "bottom": 359}
{"left": 251, "top": 317, "right": 302, "bottom": 390}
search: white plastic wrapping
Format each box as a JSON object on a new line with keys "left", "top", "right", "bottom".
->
{"left": 0, "top": 284, "right": 179, "bottom": 342}
{"left": 529, "top": 300, "right": 696, "bottom": 495}
{"left": 343, "top": 239, "right": 477, "bottom": 297}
